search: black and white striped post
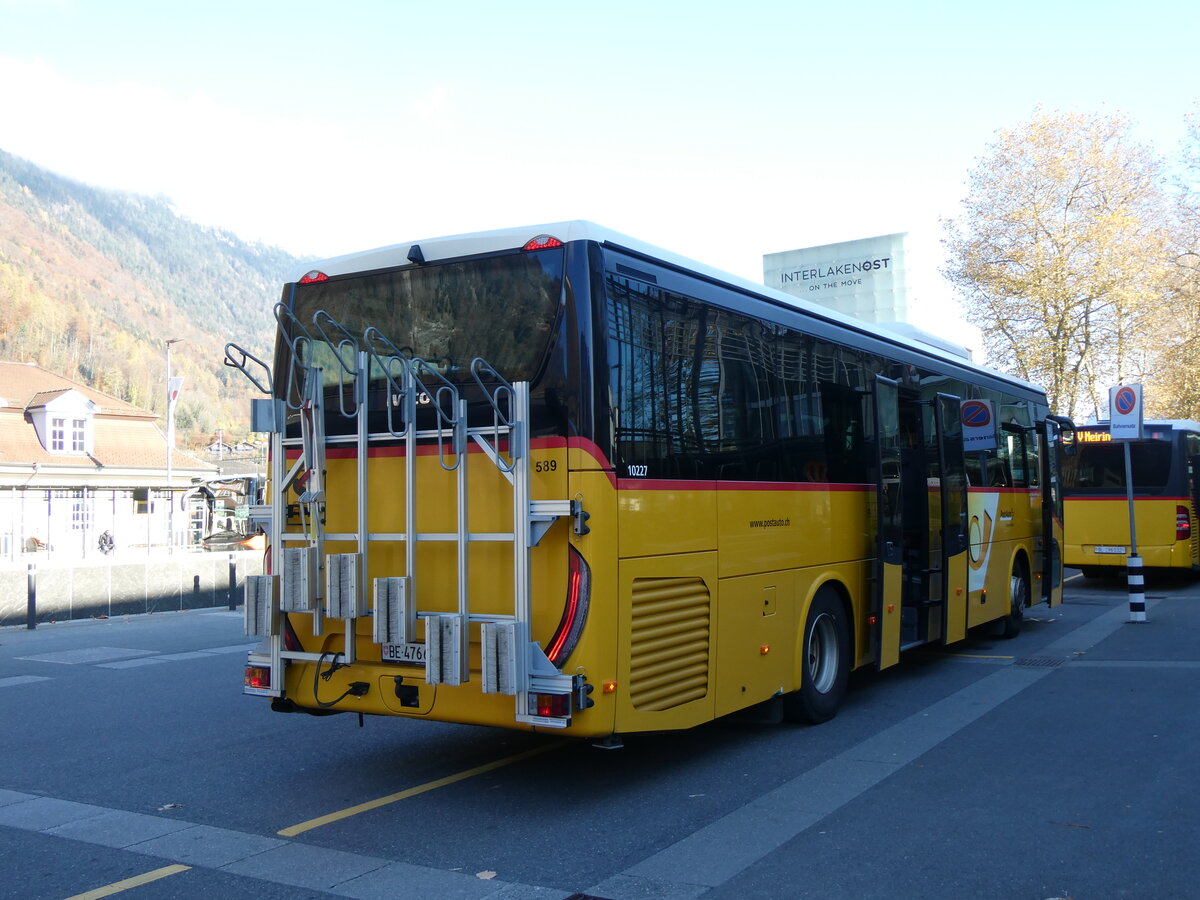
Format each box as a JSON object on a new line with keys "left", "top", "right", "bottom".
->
{"left": 1126, "top": 554, "right": 1146, "bottom": 623}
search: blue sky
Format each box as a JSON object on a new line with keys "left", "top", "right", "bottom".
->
{"left": 0, "top": 0, "right": 1196, "bottom": 354}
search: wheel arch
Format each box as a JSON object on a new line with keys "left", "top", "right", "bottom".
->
{"left": 1010, "top": 545, "right": 1032, "bottom": 608}
{"left": 791, "top": 576, "right": 855, "bottom": 691}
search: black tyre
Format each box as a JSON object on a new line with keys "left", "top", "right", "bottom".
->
{"left": 783, "top": 588, "right": 850, "bottom": 724}
{"left": 996, "top": 558, "right": 1029, "bottom": 640}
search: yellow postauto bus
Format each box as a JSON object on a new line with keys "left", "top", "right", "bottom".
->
{"left": 1063, "top": 420, "right": 1200, "bottom": 577}
{"left": 226, "top": 221, "right": 1070, "bottom": 740}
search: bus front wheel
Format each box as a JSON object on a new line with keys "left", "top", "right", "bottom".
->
{"left": 784, "top": 589, "right": 850, "bottom": 724}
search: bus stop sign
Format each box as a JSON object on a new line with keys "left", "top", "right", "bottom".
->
{"left": 961, "top": 399, "right": 997, "bottom": 451}
{"left": 1109, "top": 384, "right": 1143, "bottom": 441}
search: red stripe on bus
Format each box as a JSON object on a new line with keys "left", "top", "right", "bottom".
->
{"left": 289, "top": 436, "right": 571, "bottom": 461}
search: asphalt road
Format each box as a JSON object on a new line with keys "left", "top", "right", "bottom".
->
{"left": 2, "top": 571, "right": 1198, "bottom": 900}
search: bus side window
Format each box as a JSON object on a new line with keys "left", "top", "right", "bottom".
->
{"left": 990, "top": 457, "right": 1011, "bottom": 487}
{"left": 1001, "top": 429, "right": 1032, "bottom": 487}
{"left": 966, "top": 452, "right": 1009, "bottom": 487}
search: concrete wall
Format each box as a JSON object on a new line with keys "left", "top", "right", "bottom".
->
{"left": 0, "top": 551, "right": 264, "bottom": 627}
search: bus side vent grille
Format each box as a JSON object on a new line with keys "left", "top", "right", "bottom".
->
{"left": 629, "top": 576, "right": 710, "bottom": 711}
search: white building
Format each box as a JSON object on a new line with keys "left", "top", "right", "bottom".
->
{"left": 0, "top": 362, "right": 217, "bottom": 559}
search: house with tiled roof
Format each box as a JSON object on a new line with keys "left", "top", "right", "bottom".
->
{"left": 0, "top": 361, "right": 217, "bottom": 558}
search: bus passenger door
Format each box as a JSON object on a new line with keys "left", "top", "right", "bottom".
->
{"left": 872, "top": 376, "right": 903, "bottom": 670}
{"left": 934, "top": 394, "right": 970, "bottom": 642}
{"left": 1041, "top": 417, "right": 1071, "bottom": 606}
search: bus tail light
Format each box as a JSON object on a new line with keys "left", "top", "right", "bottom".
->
{"left": 244, "top": 665, "right": 271, "bottom": 692}
{"left": 532, "top": 693, "right": 570, "bottom": 718}
{"left": 546, "top": 546, "right": 591, "bottom": 667}
{"left": 1177, "top": 505, "right": 1191, "bottom": 541}
{"left": 299, "top": 270, "right": 328, "bottom": 283}
{"left": 522, "top": 234, "right": 563, "bottom": 251}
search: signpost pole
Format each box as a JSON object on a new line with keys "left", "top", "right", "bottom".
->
{"left": 1110, "top": 384, "right": 1147, "bottom": 624}
{"left": 1123, "top": 440, "right": 1138, "bottom": 558}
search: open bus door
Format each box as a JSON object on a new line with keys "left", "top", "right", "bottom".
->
{"left": 934, "top": 394, "right": 970, "bottom": 642}
{"left": 872, "top": 376, "right": 903, "bottom": 669}
{"left": 1042, "top": 415, "right": 1073, "bottom": 607}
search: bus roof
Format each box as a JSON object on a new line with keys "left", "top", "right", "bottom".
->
{"left": 290, "top": 220, "right": 1042, "bottom": 398}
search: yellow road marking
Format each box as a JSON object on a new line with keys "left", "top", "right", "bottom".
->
{"left": 278, "top": 741, "right": 568, "bottom": 837}
{"left": 64, "top": 864, "right": 190, "bottom": 900}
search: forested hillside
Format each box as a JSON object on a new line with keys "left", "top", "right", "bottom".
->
{"left": 0, "top": 149, "right": 300, "bottom": 444}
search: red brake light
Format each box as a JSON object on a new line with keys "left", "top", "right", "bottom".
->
{"left": 546, "top": 546, "right": 591, "bottom": 666}
{"left": 1177, "top": 505, "right": 1191, "bottom": 541}
{"left": 244, "top": 665, "right": 271, "bottom": 689}
{"left": 533, "top": 693, "right": 570, "bottom": 718}
{"left": 521, "top": 234, "right": 563, "bottom": 251}
{"left": 299, "top": 270, "right": 328, "bottom": 284}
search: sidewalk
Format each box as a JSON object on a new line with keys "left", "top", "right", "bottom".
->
{"left": 701, "top": 573, "right": 1200, "bottom": 900}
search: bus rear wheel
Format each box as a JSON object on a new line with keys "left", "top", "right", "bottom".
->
{"left": 783, "top": 589, "right": 850, "bottom": 724}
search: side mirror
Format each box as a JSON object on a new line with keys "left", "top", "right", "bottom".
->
{"left": 1047, "top": 415, "right": 1076, "bottom": 456}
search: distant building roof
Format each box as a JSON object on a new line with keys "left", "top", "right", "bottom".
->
{"left": 0, "top": 361, "right": 214, "bottom": 477}
{"left": 0, "top": 362, "right": 154, "bottom": 418}
{"left": 27, "top": 388, "right": 74, "bottom": 408}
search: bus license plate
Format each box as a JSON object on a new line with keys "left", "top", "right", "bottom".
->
{"left": 1094, "top": 545, "right": 1127, "bottom": 555}
{"left": 382, "top": 642, "right": 427, "bottom": 665}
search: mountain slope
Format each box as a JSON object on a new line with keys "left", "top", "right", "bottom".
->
{"left": 0, "top": 148, "right": 299, "bottom": 443}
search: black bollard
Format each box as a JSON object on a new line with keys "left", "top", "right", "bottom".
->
{"left": 27, "top": 563, "right": 36, "bottom": 630}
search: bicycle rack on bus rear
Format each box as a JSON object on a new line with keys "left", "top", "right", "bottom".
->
{"left": 228, "top": 307, "right": 576, "bottom": 723}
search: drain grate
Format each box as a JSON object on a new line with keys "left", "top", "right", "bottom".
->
{"left": 1015, "top": 657, "right": 1067, "bottom": 668}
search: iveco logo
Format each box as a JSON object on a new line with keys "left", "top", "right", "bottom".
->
{"left": 389, "top": 392, "right": 434, "bottom": 406}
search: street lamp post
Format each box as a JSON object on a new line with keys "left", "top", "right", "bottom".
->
{"left": 165, "top": 338, "right": 182, "bottom": 552}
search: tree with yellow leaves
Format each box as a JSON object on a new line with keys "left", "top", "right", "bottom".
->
{"left": 1142, "top": 112, "right": 1200, "bottom": 419}
{"left": 942, "top": 110, "right": 1170, "bottom": 419}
